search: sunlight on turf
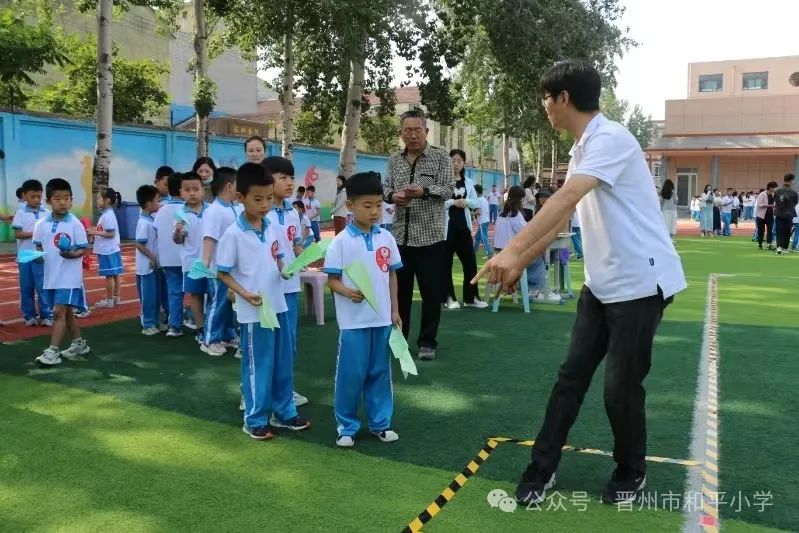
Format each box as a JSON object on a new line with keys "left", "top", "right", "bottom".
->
{"left": 397, "top": 385, "right": 476, "bottom": 414}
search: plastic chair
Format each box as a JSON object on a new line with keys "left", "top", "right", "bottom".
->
{"left": 299, "top": 270, "right": 328, "bottom": 325}
{"left": 491, "top": 267, "right": 530, "bottom": 313}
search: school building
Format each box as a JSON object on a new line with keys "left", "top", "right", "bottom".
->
{"left": 647, "top": 56, "right": 799, "bottom": 207}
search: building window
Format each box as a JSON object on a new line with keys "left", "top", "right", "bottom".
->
{"left": 698, "top": 74, "right": 723, "bottom": 92}
{"left": 742, "top": 72, "right": 768, "bottom": 91}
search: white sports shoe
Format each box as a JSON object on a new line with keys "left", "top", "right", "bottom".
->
{"left": 94, "top": 298, "right": 115, "bottom": 309}
{"left": 234, "top": 348, "right": 242, "bottom": 359}
{"left": 336, "top": 435, "right": 355, "bottom": 448}
{"left": 24, "top": 318, "right": 39, "bottom": 327}
{"left": 225, "top": 337, "right": 240, "bottom": 349}
{"left": 141, "top": 327, "right": 160, "bottom": 336}
{"left": 183, "top": 318, "right": 198, "bottom": 330}
{"left": 40, "top": 318, "right": 54, "bottom": 327}
{"left": 35, "top": 347, "right": 62, "bottom": 366}
{"left": 371, "top": 429, "right": 399, "bottom": 443}
{"left": 445, "top": 298, "right": 461, "bottom": 310}
{"left": 61, "top": 338, "right": 90, "bottom": 360}
{"left": 74, "top": 309, "right": 91, "bottom": 319}
{"left": 165, "top": 328, "right": 183, "bottom": 338}
{"left": 293, "top": 391, "right": 309, "bottom": 407}
{"left": 463, "top": 299, "right": 489, "bottom": 309}
{"left": 201, "top": 342, "right": 227, "bottom": 357}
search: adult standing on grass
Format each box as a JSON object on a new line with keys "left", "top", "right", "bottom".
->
{"left": 384, "top": 109, "right": 453, "bottom": 361}
{"left": 700, "top": 185, "right": 714, "bottom": 237}
{"left": 473, "top": 61, "right": 686, "bottom": 506}
{"left": 332, "top": 175, "right": 349, "bottom": 235}
{"left": 755, "top": 182, "right": 777, "bottom": 250}
{"left": 772, "top": 173, "right": 798, "bottom": 255}
{"left": 659, "top": 178, "right": 678, "bottom": 242}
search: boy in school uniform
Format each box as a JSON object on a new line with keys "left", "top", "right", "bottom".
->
{"left": 12, "top": 180, "right": 53, "bottom": 326}
{"left": 216, "top": 162, "right": 310, "bottom": 439}
{"left": 292, "top": 200, "right": 312, "bottom": 242}
{"left": 200, "top": 167, "right": 240, "bottom": 356}
{"left": 155, "top": 166, "right": 174, "bottom": 207}
{"left": 173, "top": 172, "right": 210, "bottom": 345}
{"left": 134, "top": 185, "right": 162, "bottom": 336}
{"left": 323, "top": 171, "right": 402, "bottom": 448}
{"left": 472, "top": 184, "right": 494, "bottom": 258}
{"left": 304, "top": 186, "right": 322, "bottom": 242}
{"left": 32, "top": 179, "right": 91, "bottom": 366}
{"left": 262, "top": 156, "right": 308, "bottom": 407}
{"left": 153, "top": 172, "right": 185, "bottom": 337}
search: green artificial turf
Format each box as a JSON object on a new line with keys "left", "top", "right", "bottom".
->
{"left": 0, "top": 236, "right": 796, "bottom": 531}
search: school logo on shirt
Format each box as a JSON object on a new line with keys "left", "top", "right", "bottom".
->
{"left": 271, "top": 240, "right": 279, "bottom": 259}
{"left": 53, "top": 232, "right": 72, "bottom": 250}
{"left": 97, "top": 224, "right": 104, "bottom": 232}
{"left": 287, "top": 225, "right": 296, "bottom": 243}
{"left": 375, "top": 246, "right": 391, "bottom": 273}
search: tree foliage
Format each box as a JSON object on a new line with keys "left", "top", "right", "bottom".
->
{"left": 600, "top": 90, "right": 654, "bottom": 148}
{"left": 294, "top": 109, "right": 338, "bottom": 146}
{"left": 359, "top": 113, "right": 399, "bottom": 154}
{"left": 31, "top": 35, "right": 169, "bottom": 123}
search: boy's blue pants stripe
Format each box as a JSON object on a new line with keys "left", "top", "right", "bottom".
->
{"left": 162, "top": 266, "right": 184, "bottom": 330}
{"left": 136, "top": 272, "right": 159, "bottom": 329}
{"left": 240, "top": 312, "right": 297, "bottom": 429}
{"left": 204, "top": 278, "right": 236, "bottom": 344}
{"left": 285, "top": 292, "right": 299, "bottom": 361}
{"left": 18, "top": 261, "right": 52, "bottom": 320}
{"left": 473, "top": 222, "right": 493, "bottom": 256}
{"left": 334, "top": 326, "right": 393, "bottom": 436}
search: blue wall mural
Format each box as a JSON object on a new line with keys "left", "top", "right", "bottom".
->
{"left": 0, "top": 111, "right": 518, "bottom": 242}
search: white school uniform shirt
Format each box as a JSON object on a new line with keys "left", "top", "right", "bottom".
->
{"left": 487, "top": 191, "right": 500, "bottom": 206}
{"left": 153, "top": 199, "right": 184, "bottom": 268}
{"left": 32, "top": 212, "right": 88, "bottom": 290}
{"left": 135, "top": 213, "right": 158, "bottom": 276}
{"left": 299, "top": 214, "right": 312, "bottom": 231}
{"left": 266, "top": 200, "right": 302, "bottom": 294}
{"left": 493, "top": 213, "right": 526, "bottom": 249}
{"left": 382, "top": 202, "right": 395, "bottom": 225}
{"left": 305, "top": 197, "right": 321, "bottom": 221}
{"left": 12, "top": 205, "right": 49, "bottom": 251}
{"left": 216, "top": 213, "right": 288, "bottom": 323}
{"left": 793, "top": 204, "right": 799, "bottom": 224}
{"left": 94, "top": 208, "right": 121, "bottom": 255}
{"left": 201, "top": 198, "right": 240, "bottom": 270}
{"left": 567, "top": 113, "right": 686, "bottom": 303}
{"left": 476, "top": 196, "right": 490, "bottom": 224}
{"left": 176, "top": 203, "right": 210, "bottom": 273}
{"left": 733, "top": 196, "right": 740, "bottom": 209}
{"left": 323, "top": 223, "right": 402, "bottom": 330}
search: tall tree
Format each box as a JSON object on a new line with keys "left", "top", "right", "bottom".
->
{"left": 193, "top": 0, "right": 211, "bottom": 157}
{"left": 600, "top": 89, "right": 629, "bottom": 123}
{"left": 94, "top": 0, "right": 113, "bottom": 219}
{"left": 360, "top": 113, "right": 400, "bottom": 154}
{"left": 626, "top": 104, "right": 654, "bottom": 149}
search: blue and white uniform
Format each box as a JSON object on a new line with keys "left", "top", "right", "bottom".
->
{"left": 176, "top": 203, "right": 209, "bottom": 295}
{"left": 32, "top": 213, "right": 88, "bottom": 312}
{"left": 217, "top": 213, "right": 298, "bottom": 429}
{"left": 201, "top": 198, "right": 240, "bottom": 344}
{"left": 94, "top": 208, "right": 123, "bottom": 276}
{"left": 135, "top": 213, "right": 160, "bottom": 329}
{"left": 153, "top": 198, "right": 184, "bottom": 330}
{"left": 12, "top": 204, "right": 52, "bottom": 321}
{"left": 266, "top": 200, "right": 303, "bottom": 362}
{"left": 323, "top": 223, "right": 402, "bottom": 437}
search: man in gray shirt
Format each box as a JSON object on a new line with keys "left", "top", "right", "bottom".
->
{"left": 384, "top": 109, "right": 453, "bottom": 360}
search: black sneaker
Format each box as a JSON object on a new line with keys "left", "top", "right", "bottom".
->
{"left": 242, "top": 425, "right": 274, "bottom": 440}
{"left": 515, "top": 466, "right": 556, "bottom": 505}
{"left": 601, "top": 468, "right": 646, "bottom": 505}
{"left": 270, "top": 414, "right": 311, "bottom": 431}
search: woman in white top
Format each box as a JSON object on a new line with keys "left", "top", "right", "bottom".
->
{"left": 659, "top": 179, "right": 678, "bottom": 240}
{"left": 331, "top": 175, "right": 348, "bottom": 235}
{"left": 521, "top": 176, "right": 537, "bottom": 221}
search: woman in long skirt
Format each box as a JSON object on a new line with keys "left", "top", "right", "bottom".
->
{"left": 700, "top": 185, "right": 714, "bottom": 237}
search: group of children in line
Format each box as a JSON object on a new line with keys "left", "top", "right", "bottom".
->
{"left": 12, "top": 137, "right": 401, "bottom": 445}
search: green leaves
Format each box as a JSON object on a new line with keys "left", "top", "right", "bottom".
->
{"left": 193, "top": 77, "right": 217, "bottom": 119}
{"left": 359, "top": 114, "right": 399, "bottom": 154}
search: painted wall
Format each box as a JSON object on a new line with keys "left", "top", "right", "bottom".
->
{"left": 0, "top": 111, "right": 516, "bottom": 241}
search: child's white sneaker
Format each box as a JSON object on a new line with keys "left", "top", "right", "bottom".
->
{"left": 165, "top": 328, "right": 183, "bottom": 338}
{"left": 35, "top": 347, "right": 62, "bottom": 366}
{"left": 371, "top": 429, "right": 399, "bottom": 443}
{"left": 224, "top": 337, "right": 240, "bottom": 349}
{"left": 463, "top": 299, "right": 489, "bottom": 309}
{"left": 40, "top": 318, "right": 54, "bottom": 327}
{"left": 292, "top": 391, "right": 309, "bottom": 407}
{"left": 234, "top": 348, "right": 242, "bottom": 359}
{"left": 201, "top": 342, "right": 227, "bottom": 357}
{"left": 94, "top": 298, "right": 115, "bottom": 309}
{"left": 24, "top": 318, "right": 39, "bottom": 327}
{"left": 141, "top": 327, "right": 160, "bottom": 336}
{"left": 61, "top": 338, "right": 90, "bottom": 360}
{"left": 74, "top": 309, "right": 91, "bottom": 319}
{"left": 336, "top": 435, "right": 355, "bottom": 447}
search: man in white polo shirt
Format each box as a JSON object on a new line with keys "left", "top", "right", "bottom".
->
{"left": 474, "top": 61, "right": 686, "bottom": 506}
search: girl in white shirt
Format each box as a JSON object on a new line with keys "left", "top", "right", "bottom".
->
{"left": 91, "top": 188, "right": 123, "bottom": 308}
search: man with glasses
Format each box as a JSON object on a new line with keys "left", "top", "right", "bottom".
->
{"left": 384, "top": 109, "right": 453, "bottom": 360}
{"left": 475, "top": 61, "right": 686, "bottom": 506}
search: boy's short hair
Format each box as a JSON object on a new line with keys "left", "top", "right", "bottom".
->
{"left": 296, "top": 186, "right": 306, "bottom": 194}
{"left": 345, "top": 172, "right": 383, "bottom": 200}
{"left": 211, "top": 167, "right": 237, "bottom": 197}
{"left": 307, "top": 185, "right": 315, "bottom": 192}
{"left": 136, "top": 185, "right": 159, "bottom": 208}
{"left": 155, "top": 165, "right": 174, "bottom": 181}
{"left": 21, "top": 179, "right": 43, "bottom": 193}
{"left": 236, "top": 162, "right": 274, "bottom": 195}
{"left": 474, "top": 184, "right": 483, "bottom": 195}
{"left": 45, "top": 178, "right": 72, "bottom": 200}
{"left": 167, "top": 172, "right": 183, "bottom": 196}
{"left": 292, "top": 199, "right": 305, "bottom": 210}
{"left": 261, "top": 156, "right": 295, "bottom": 177}
{"left": 181, "top": 171, "right": 203, "bottom": 186}
{"left": 767, "top": 181, "right": 778, "bottom": 190}
{"left": 244, "top": 135, "right": 266, "bottom": 150}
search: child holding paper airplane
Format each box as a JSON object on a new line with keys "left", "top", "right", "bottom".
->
{"left": 173, "top": 172, "right": 210, "bottom": 345}
{"left": 153, "top": 172, "right": 186, "bottom": 337}
{"left": 262, "top": 156, "right": 309, "bottom": 408}
{"left": 12, "top": 179, "right": 53, "bottom": 327}
{"left": 32, "top": 179, "right": 91, "bottom": 366}
{"left": 323, "top": 172, "right": 403, "bottom": 448}
{"left": 89, "top": 187, "right": 124, "bottom": 309}
{"left": 216, "top": 163, "right": 310, "bottom": 440}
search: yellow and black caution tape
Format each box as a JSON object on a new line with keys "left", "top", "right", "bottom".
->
{"left": 402, "top": 436, "right": 700, "bottom": 532}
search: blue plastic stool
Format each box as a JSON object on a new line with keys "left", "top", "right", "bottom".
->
{"left": 491, "top": 268, "right": 531, "bottom": 313}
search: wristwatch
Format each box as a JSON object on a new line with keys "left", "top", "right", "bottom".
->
{"left": 422, "top": 187, "right": 430, "bottom": 199}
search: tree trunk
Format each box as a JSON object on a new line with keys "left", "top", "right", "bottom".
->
{"left": 535, "top": 132, "right": 542, "bottom": 179}
{"left": 194, "top": 0, "right": 209, "bottom": 158}
{"left": 281, "top": 26, "right": 295, "bottom": 160}
{"left": 92, "top": 0, "right": 113, "bottom": 220}
{"left": 338, "top": 49, "right": 365, "bottom": 177}
{"left": 517, "top": 137, "right": 525, "bottom": 187}
{"left": 501, "top": 132, "right": 510, "bottom": 190}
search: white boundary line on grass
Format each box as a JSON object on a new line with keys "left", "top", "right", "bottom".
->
{"left": 683, "top": 274, "right": 724, "bottom": 533}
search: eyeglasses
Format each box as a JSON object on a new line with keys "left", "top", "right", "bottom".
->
{"left": 541, "top": 94, "right": 555, "bottom": 108}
